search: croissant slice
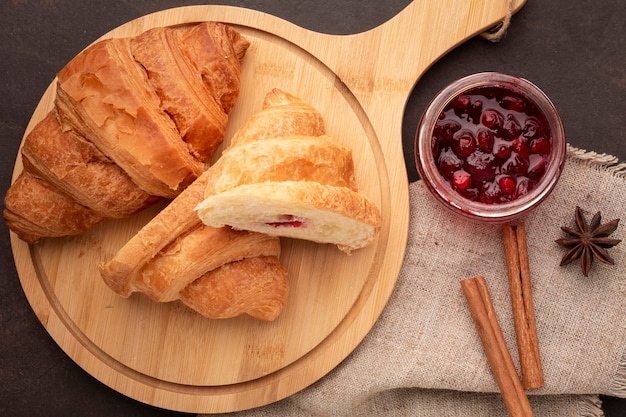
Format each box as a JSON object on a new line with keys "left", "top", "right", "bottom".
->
{"left": 196, "top": 88, "right": 382, "bottom": 254}
{"left": 196, "top": 181, "right": 381, "bottom": 253}
{"left": 55, "top": 37, "right": 205, "bottom": 197}
{"left": 179, "top": 256, "right": 288, "bottom": 321}
{"left": 131, "top": 24, "right": 236, "bottom": 162}
{"left": 20, "top": 112, "right": 156, "bottom": 218}
{"left": 3, "top": 171, "right": 103, "bottom": 243}
{"left": 134, "top": 224, "right": 281, "bottom": 302}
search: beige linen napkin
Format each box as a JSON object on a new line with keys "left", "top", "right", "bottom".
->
{"left": 205, "top": 146, "right": 626, "bottom": 416}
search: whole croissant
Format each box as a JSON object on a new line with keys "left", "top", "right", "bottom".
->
{"left": 4, "top": 22, "right": 249, "bottom": 244}
{"left": 196, "top": 89, "right": 382, "bottom": 254}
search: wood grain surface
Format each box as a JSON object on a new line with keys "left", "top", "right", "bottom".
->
{"left": 9, "top": 0, "right": 524, "bottom": 413}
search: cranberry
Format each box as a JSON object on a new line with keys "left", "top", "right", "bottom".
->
{"left": 452, "top": 170, "right": 472, "bottom": 189}
{"left": 452, "top": 129, "right": 477, "bottom": 157}
{"left": 498, "top": 176, "right": 516, "bottom": 194}
{"left": 493, "top": 140, "right": 512, "bottom": 160}
{"left": 437, "top": 148, "right": 463, "bottom": 179}
{"left": 464, "top": 151, "right": 496, "bottom": 183}
{"left": 481, "top": 109, "right": 504, "bottom": 130}
{"left": 434, "top": 119, "right": 462, "bottom": 145}
{"left": 529, "top": 137, "right": 551, "bottom": 155}
{"left": 476, "top": 128, "right": 494, "bottom": 152}
{"left": 498, "top": 95, "right": 526, "bottom": 112}
{"left": 511, "top": 136, "right": 530, "bottom": 158}
{"left": 452, "top": 94, "right": 471, "bottom": 115}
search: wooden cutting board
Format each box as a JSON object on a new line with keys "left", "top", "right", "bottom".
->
{"left": 9, "top": 0, "right": 524, "bottom": 413}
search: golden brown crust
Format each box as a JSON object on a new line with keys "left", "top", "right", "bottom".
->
{"left": 98, "top": 166, "right": 287, "bottom": 320}
{"left": 3, "top": 171, "right": 103, "bottom": 243}
{"left": 21, "top": 112, "right": 155, "bottom": 218}
{"left": 98, "top": 171, "right": 211, "bottom": 296}
{"left": 179, "top": 22, "right": 250, "bottom": 115}
{"left": 229, "top": 89, "right": 326, "bottom": 147}
{"left": 203, "top": 135, "right": 358, "bottom": 197}
{"left": 179, "top": 256, "right": 288, "bottom": 321}
{"left": 103, "top": 88, "right": 384, "bottom": 320}
{"left": 130, "top": 23, "right": 238, "bottom": 162}
{"left": 56, "top": 37, "right": 205, "bottom": 197}
{"left": 134, "top": 225, "right": 281, "bottom": 302}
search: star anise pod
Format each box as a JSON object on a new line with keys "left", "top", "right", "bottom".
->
{"left": 555, "top": 206, "right": 621, "bottom": 276}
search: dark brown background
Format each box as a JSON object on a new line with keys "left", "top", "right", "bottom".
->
{"left": 1, "top": 1, "right": 624, "bottom": 416}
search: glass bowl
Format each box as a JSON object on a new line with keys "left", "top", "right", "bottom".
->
{"left": 414, "top": 72, "right": 566, "bottom": 223}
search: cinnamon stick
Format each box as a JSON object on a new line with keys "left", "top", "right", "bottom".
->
{"left": 461, "top": 276, "right": 534, "bottom": 417}
{"left": 501, "top": 222, "right": 544, "bottom": 390}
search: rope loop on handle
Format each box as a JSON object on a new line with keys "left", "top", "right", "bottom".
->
{"left": 480, "top": 0, "right": 514, "bottom": 42}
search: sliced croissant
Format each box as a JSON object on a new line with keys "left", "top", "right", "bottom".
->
{"left": 100, "top": 89, "right": 380, "bottom": 320}
{"left": 197, "top": 180, "right": 381, "bottom": 254}
{"left": 196, "top": 89, "right": 382, "bottom": 254}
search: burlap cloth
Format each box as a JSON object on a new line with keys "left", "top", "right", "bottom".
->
{"left": 205, "top": 146, "right": 626, "bottom": 416}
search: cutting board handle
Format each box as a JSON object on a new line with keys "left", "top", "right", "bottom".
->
{"left": 309, "top": 0, "right": 526, "bottom": 103}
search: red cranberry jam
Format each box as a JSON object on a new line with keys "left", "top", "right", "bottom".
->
{"left": 415, "top": 72, "right": 566, "bottom": 223}
{"left": 432, "top": 86, "right": 552, "bottom": 204}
